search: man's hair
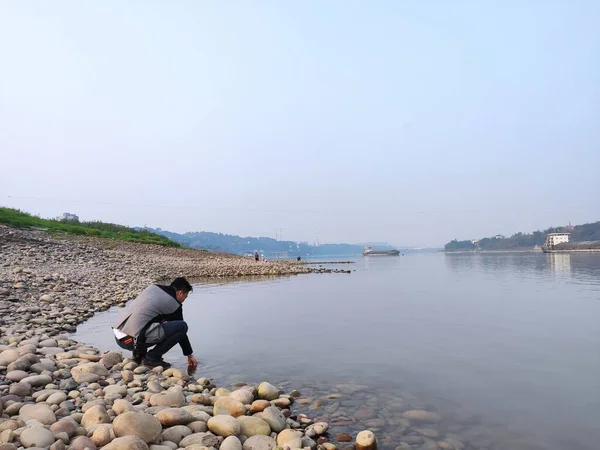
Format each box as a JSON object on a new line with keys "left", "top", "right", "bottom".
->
{"left": 170, "top": 277, "right": 193, "bottom": 293}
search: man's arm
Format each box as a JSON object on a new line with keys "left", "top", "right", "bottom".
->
{"left": 162, "top": 305, "right": 195, "bottom": 359}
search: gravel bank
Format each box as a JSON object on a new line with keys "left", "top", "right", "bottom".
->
{"left": 0, "top": 225, "right": 371, "bottom": 450}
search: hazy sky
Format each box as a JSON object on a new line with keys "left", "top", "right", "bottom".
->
{"left": 1, "top": 1, "right": 598, "bottom": 247}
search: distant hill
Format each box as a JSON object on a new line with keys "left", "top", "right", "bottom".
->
{"left": 145, "top": 228, "right": 369, "bottom": 257}
{"left": 142, "top": 228, "right": 426, "bottom": 257}
{"left": 444, "top": 221, "right": 600, "bottom": 252}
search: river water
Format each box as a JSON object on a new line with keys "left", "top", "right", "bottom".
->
{"left": 73, "top": 252, "right": 600, "bottom": 450}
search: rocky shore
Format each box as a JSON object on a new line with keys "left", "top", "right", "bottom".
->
{"left": 0, "top": 225, "right": 369, "bottom": 450}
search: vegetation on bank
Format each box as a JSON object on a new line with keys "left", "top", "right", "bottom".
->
{"left": 445, "top": 221, "right": 600, "bottom": 252}
{"left": 0, "top": 207, "right": 180, "bottom": 247}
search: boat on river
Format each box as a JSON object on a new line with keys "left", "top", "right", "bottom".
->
{"left": 362, "top": 246, "right": 400, "bottom": 256}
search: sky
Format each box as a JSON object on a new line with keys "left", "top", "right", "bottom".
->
{"left": 1, "top": 1, "right": 599, "bottom": 247}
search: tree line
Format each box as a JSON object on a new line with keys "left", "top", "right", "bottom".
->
{"left": 444, "top": 221, "right": 600, "bottom": 251}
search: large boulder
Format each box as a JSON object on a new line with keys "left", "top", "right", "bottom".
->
{"left": 237, "top": 416, "right": 271, "bottom": 437}
{"left": 214, "top": 397, "right": 246, "bottom": 417}
{"left": 113, "top": 412, "right": 162, "bottom": 443}
{"left": 207, "top": 415, "right": 241, "bottom": 437}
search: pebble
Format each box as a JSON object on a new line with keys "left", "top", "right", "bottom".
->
{"left": 221, "top": 435, "right": 243, "bottom": 450}
{"left": 402, "top": 410, "right": 441, "bottom": 423}
{"left": 19, "top": 427, "right": 55, "bottom": 448}
{"left": 214, "top": 396, "right": 246, "bottom": 417}
{"left": 208, "top": 415, "right": 242, "bottom": 437}
{"left": 91, "top": 425, "right": 112, "bottom": 447}
{"left": 5, "top": 370, "right": 29, "bottom": 382}
{"left": 71, "top": 435, "right": 97, "bottom": 450}
{"left": 19, "top": 403, "right": 56, "bottom": 425}
{"left": 155, "top": 408, "right": 194, "bottom": 426}
{"left": 250, "top": 400, "right": 271, "bottom": 413}
{"left": 257, "top": 382, "right": 279, "bottom": 401}
{"left": 356, "top": 430, "right": 377, "bottom": 450}
{"left": 237, "top": 415, "right": 271, "bottom": 437}
{"left": 260, "top": 406, "right": 286, "bottom": 432}
{"left": 113, "top": 411, "right": 162, "bottom": 443}
{"left": 338, "top": 433, "right": 353, "bottom": 442}
{"left": 149, "top": 386, "right": 185, "bottom": 407}
{"left": 276, "top": 429, "right": 303, "bottom": 447}
{"left": 242, "top": 434, "right": 276, "bottom": 450}
{"left": 20, "top": 374, "right": 53, "bottom": 387}
{"left": 81, "top": 404, "right": 111, "bottom": 427}
{"left": 160, "top": 425, "right": 192, "bottom": 445}
{"left": 102, "top": 435, "right": 149, "bottom": 450}
{"left": 179, "top": 432, "right": 220, "bottom": 448}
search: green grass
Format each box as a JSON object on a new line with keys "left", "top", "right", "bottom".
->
{"left": 0, "top": 207, "right": 180, "bottom": 247}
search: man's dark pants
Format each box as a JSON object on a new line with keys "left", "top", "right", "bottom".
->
{"left": 115, "top": 320, "right": 189, "bottom": 360}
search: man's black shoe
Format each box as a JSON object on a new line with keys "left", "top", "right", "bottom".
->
{"left": 142, "top": 357, "right": 171, "bottom": 369}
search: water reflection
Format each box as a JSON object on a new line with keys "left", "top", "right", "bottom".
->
{"left": 548, "top": 253, "right": 571, "bottom": 276}
{"left": 445, "top": 252, "right": 600, "bottom": 285}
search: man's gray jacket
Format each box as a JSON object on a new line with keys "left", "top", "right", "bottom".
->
{"left": 113, "top": 284, "right": 193, "bottom": 355}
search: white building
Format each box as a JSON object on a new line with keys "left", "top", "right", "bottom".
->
{"left": 544, "top": 233, "right": 570, "bottom": 249}
{"left": 62, "top": 212, "right": 79, "bottom": 221}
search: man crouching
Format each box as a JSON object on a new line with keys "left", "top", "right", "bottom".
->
{"left": 112, "top": 277, "right": 198, "bottom": 369}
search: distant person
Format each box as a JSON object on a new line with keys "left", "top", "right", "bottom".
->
{"left": 255, "top": 251, "right": 259, "bottom": 262}
{"left": 297, "top": 256, "right": 301, "bottom": 261}
{"left": 112, "top": 277, "right": 198, "bottom": 369}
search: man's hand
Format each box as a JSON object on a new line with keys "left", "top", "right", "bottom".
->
{"left": 187, "top": 354, "right": 198, "bottom": 367}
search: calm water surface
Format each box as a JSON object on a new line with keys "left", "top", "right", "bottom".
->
{"left": 74, "top": 253, "right": 600, "bottom": 450}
